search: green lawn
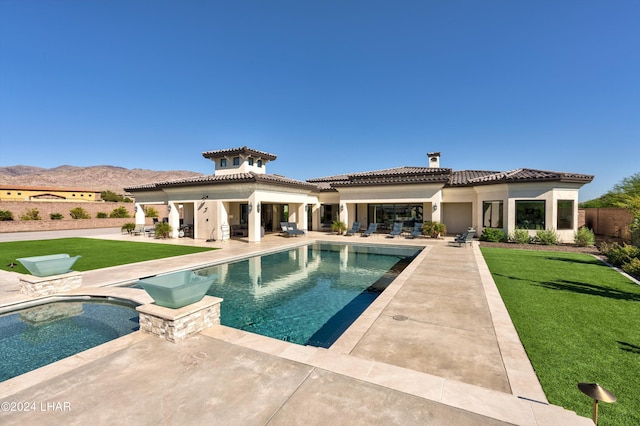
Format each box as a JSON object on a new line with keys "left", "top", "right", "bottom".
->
{"left": 1, "top": 238, "right": 217, "bottom": 274}
{"left": 481, "top": 248, "right": 640, "bottom": 426}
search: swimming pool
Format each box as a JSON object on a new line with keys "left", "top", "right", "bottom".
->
{"left": 0, "top": 298, "right": 139, "bottom": 382}
{"left": 194, "top": 242, "right": 421, "bottom": 347}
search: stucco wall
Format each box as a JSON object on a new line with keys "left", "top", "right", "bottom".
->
{"left": 0, "top": 201, "right": 166, "bottom": 233}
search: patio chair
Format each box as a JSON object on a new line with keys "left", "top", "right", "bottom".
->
{"left": 387, "top": 222, "right": 403, "bottom": 238}
{"left": 288, "top": 222, "right": 305, "bottom": 236}
{"left": 408, "top": 222, "right": 424, "bottom": 239}
{"left": 345, "top": 221, "right": 361, "bottom": 236}
{"left": 360, "top": 223, "right": 378, "bottom": 237}
{"left": 131, "top": 225, "right": 146, "bottom": 236}
{"left": 449, "top": 230, "right": 475, "bottom": 247}
{"left": 281, "top": 222, "right": 304, "bottom": 237}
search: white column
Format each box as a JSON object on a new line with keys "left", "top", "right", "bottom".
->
{"left": 297, "top": 203, "right": 307, "bottom": 231}
{"left": 248, "top": 194, "right": 261, "bottom": 243}
{"left": 168, "top": 202, "right": 180, "bottom": 238}
{"left": 339, "top": 202, "right": 348, "bottom": 227}
{"left": 135, "top": 203, "right": 145, "bottom": 225}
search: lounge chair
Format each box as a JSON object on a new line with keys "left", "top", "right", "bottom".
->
{"left": 281, "top": 222, "right": 305, "bottom": 237}
{"left": 345, "top": 222, "right": 361, "bottom": 236}
{"left": 360, "top": 223, "right": 378, "bottom": 237}
{"left": 449, "top": 230, "right": 475, "bottom": 247}
{"left": 387, "top": 222, "right": 403, "bottom": 238}
{"left": 131, "top": 224, "right": 146, "bottom": 236}
{"left": 408, "top": 222, "right": 424, "bottom": 239}
{"left": 288, "top": 222, "right": 305, "bottom": 236}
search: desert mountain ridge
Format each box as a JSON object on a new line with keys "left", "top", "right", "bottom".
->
{"left": 0, "top": 165, "right": 206, "bottom": 195}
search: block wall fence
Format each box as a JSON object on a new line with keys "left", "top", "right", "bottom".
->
{"left": 0, "top": 201, "right": 168, "bottom": 233}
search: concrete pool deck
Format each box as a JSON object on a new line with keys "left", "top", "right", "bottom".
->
{"left": 0, "top": 229, "right": 591, "bottom": 425}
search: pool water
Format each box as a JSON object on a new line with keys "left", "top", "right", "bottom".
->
{"left": 0, "top": 300, "right": 139, "bottom": 382}
{"left": 195, "top": 242, "right": 421, "bottom": 347}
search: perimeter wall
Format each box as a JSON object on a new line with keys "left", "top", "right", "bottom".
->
{"left": 0, "top": 201, "right": 167, "bottom": 233}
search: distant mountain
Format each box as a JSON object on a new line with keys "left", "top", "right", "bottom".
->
{"left": 0, "top": 165, "right": 206, "bottom": 195}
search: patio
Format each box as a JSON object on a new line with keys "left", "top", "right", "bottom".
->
{"left": 0, "top": 230, "right": 591, "bottom": 425}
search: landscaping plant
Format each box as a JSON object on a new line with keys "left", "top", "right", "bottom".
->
{"left": 479, "top": 228, "right": 505, "bottom": 242}
{"left": 481, "top": 247, "right": 640, "bottom": 425}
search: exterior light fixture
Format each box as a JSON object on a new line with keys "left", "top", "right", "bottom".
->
{"left": 578, "top": 382, "right": 616, "bottom": 425}
{"left": 248, "top": 202, "right": 253, "bottom": 213}
{"left": 340, "top": 204, "right": 344, "bottom": 212}
{"left": 433, "top": 203, "right": 438, "bottom": 212}
{"left": 257, "top": 202, "right": 261, "bottom": 213}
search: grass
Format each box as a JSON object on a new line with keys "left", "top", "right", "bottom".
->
{"left": 1, "top": 238, "right": 217, "bottom": 274}
{"left": 481, "top": 248, "right": 640, "bottom": 426}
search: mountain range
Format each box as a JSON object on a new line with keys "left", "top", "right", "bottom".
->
{"left": 0, "top": 165, "right": 205, "bottom": 195}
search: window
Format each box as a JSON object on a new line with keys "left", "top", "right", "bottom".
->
{"left": 248, "top": 158, "right": 254, "bottom": 166}
{"left": 257, "top": 160, "right": 262, "bottom": 167}
{"left": 233, "top": 157, "right": 240, "bottom": 166}
{"left": 557, "top": 200, "right": 574, "bottom": 229}
{"left": 367, "top": 204, "right": 423, "bottom": 231}
{"left": 240, "top": 204, "right": 248, "bottom": 224}
{"left": 220, "top": 159, "right": 227, "bottom": 167}
{"left": 482, "top": 201, "right": 503, "bottom": 228}
{"left": 515, "top": 200, "right": 545, "bottom": 230}
{"left": 320, "top": 204, "right": 338, "bottom": 224}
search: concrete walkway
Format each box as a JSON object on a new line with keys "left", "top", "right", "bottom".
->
{"left": 0, "top": 230, "right": 591, "bottom": 425}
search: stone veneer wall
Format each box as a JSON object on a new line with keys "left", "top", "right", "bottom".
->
{"left": 136, "top": 296, "right": 223, "bottom": 343}
{"left": 19, "top": 272, "right": 83, "bottom": 297}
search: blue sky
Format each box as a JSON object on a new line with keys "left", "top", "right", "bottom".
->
{"left": 1, "top": 1, "right": 638, "bottom": 201}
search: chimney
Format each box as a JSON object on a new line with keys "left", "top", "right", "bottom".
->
{"left": 427, "top": 152, "right": 441, "bottom": 168}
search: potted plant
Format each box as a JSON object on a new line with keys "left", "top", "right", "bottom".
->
{"left": 154, "top": 222, "right": 172, "bottom": 239}
{"left": 422, "top": 221, "right": 447, "bottom": 239}
{"left": 331, "top": 220, "right": 347, "bottom": 235}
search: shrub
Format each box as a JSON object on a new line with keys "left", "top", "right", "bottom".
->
{"left": 109, "top": 206, "right": 131, "bottom": 218}
{"left": 479, "top": 228, "right": 505, "bottom": 242}
{"left": 154, "top": 222, "right": 172, "bottom": 239}
{"left": 101, "top": 190, "right": 132, "bottom": 203}
{"left": 144, "top": 206, "right": 159, "bottom": 218}
{"left": 534, "top": 229, "right": 559, "bottom": 245}
{"left": 622, "top": 258, "right": 640, "bottom": 277}
{"left": 422, "top": 221, "right": 447, "bottom": 238}
{"left": 601, "top": 243, "right": 640, "bottom": 267}
{"left": 574, "top": 227, "right": 595, "bottom": 247}
{"left": 509, "top": 228, "right": 531, "bottom": 244}
{"left": 20, "top": 208, "right": 41, "bottom": 220}
{"left": 96, "top": 212, "right": 108, "bottom": 218}
{"left": 69, "top": 207, "right": 91, "bottom": 219}
{"left": 331, "top": 220, "right": 347, "bottom": 235}
{"left": 121, "top": 222, "right": 136, "bottom": 234}
{"left": 0, "top": 210, "right": 14, "bottom": 221}
{"left": 50, "top": 212, "right": 64, "bottom": 220}
{"left": 631, "top": 216, "right": 640, "bottom": 247}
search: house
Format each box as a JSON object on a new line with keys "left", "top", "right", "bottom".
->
{"left": 125, "top": 147, "right": 594, "bottom": 242}
{"left": 0, "top": 185, "right": 101, "bottom": 202}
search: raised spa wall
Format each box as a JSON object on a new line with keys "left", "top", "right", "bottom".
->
{"left": 136, "top": 296, "right": 223, "bottom": 343}
{"left": 19, "top": 272, "right": 83, "bottom": 297}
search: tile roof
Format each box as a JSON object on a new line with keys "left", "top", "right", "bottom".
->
{"left": 125, "top": 172, "right": 316, "bottom": 192}
{"left": 308, "top": 167, "right": 452, "bottom": 188}
{"left": 126, "top": 165, "right": 593, "bottom": 193}
{"left": 450, "top": 168, "right": 594, "bottom": 186}
{"left": 201, "top": 146, "right": 277, "bottom": 161}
